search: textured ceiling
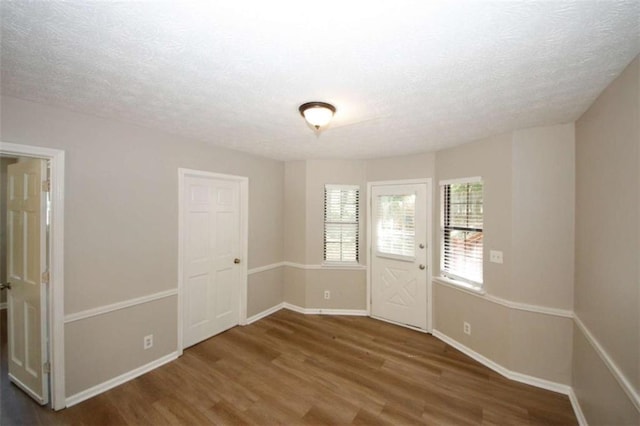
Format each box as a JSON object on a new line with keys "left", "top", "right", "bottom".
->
{"left": 1, "top": 1, "right": 639, "bottom": 160}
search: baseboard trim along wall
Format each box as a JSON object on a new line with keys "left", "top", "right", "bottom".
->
{"left": 568, "top": 388, "right": 589, "bottom": 426}
{"left": 574, "top": 314, "right": 640, "bottom": 412}
{"left": 246, "top": 302, "right": 285, "bottom": 324}
{"left": 282, "top": 302, "right": 367, "bottom": 316}
{"left": 246, "top": 302, "right": 367, "bottom": 325}
{"left": 248, "top": 261, "right": 367, "bottom": 275}
{"left": 431, "top": 329, "right": 571, "bottom": 394}
{"left": 64, "top": 289, "right": 178, "bottom": 323}
{"left": 431, "top": 329, "right": 586, "bottom": 426}
{"left": 65, "top": 351, "right": 179, "bottom": 408}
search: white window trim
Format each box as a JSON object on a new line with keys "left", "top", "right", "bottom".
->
{"left": 321, "top": 261, "right": 361, "bottom": 268}
{"left": 433, "top": 276, "right": 486, "bottom": 296}
{"left": 439, "top": 177, "right": 484, "bottom": 290}
{"left": 439, "top": 176, "right": 482, "bottom": 186}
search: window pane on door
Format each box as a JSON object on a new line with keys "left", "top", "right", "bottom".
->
{"left": 376, "top": 194, "right": 416, "bottom": 259}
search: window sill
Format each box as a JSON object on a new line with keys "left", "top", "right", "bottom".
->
{"left": 433, "top": 276, "right": 486, "bottom": 296}
{"left": 321, "top": 262, "right": 366, "bottom": 270}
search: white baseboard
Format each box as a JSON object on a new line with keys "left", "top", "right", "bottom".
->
{"left": 431, "top": 329, "right": 571, "bottom": 395}
{"left": 431, "top": 329, "right": 589, "bottom": 424}
{"left": 65, "top": 351, "right": 178, "bottom": 408}
{"left": 0, "top": 302, "right": 6, "bottom": 310}
{"left": 245, "top": 302, "right": 368, "bottom": 324}
{"left": 246, "top": 303, "right": 284, "bottom": 324}
{"left": 568, "top": 388, "right": 588, "bottom": 426}
{"left": 283, "top": 302, "right": 367, "bottom": 316}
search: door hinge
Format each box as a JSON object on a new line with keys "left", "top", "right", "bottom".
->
{"left": 41, "top": 271, "right": 50, "bottom": 284}
{"left": 43, "top": 362, "right": 51, "bottom": 374}
{"left": 42, "top": 180, "right": 51, "bottom": 192}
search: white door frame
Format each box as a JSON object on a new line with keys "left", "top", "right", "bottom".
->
{"left": 177, "top": 168, "right": 248, "bottom": 355}
{"left": 0, "top": 142, "right": 65, "bottom": 410}
{"left": 366, "top": 178, "right": 433, "bottom": 332}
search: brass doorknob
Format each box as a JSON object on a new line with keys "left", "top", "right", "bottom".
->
{"left": 419, "top": 264, "right": 426, "bottom": 270}
{"left": 234, "top": 258, "right": 241, "bottom": 264}
{"left": 0, "top": 282, "right": 11, "bottom": 290}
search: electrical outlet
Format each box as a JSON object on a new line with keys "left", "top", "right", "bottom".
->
{"left": 463, "top": 322, "right": 471, "bottom": 335}
{"left": 490, "top": 250, "right": 503, "bottom": 264}
{"left": 324, "top": 290, "right": 330, "bottom": 300}
{"left": 143, "top": 334, "right": 153, "bottom": 350}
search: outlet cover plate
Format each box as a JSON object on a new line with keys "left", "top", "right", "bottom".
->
{"left": 490, "top": 250, "right": 503, "bottom": 264}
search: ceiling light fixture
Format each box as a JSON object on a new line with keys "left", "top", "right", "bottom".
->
{"left": 299, "top": 101, "right": 336, "bottom": 132}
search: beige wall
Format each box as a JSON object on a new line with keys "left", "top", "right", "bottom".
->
{"left": 365, "top": 152, "right": 435, "bottom": 183}
{"left": 282, "top": 159, "right": 367, "bottom": 310}
{"left": 574, "top": 56, "right": 639, "bottom": 423}
{"left": 512, "top": 124, "right": 575, "bottom": 309}
{"left": 436, "top": 133, "right": 513, "bottom": 299}
{"left": 0, "top": 95, "right": 285, "bottom": 397}
{"left": 283, "top": 266, "right": 306, "bottom": 307}
{"left": 284, "top": 161, "right": 306, "bottom": 264}
{"left": 573, "top": 330, "right": 639, "bottom": 424}
{"left": 304, "top": 269, "right": 367, "bottom": 309}
{"left": 305, "top": 159, "right": 367, "bottom": 265}
{"left": 247, "top": 267, "right": 283, "bottom": 318}
{"left": 509, "top": 311, "right": 573, "bottom": 384}
{"left": 434, "top": 283, "right": 510, "bottom": 366}
{"left": 433, "top": 127, "right": 575, "bottom": 385}
{"left": 65, "top": 296, "right": 177, "bottom": 396}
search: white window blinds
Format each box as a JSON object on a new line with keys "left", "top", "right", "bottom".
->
{"left": 376, "top": 194, "right": 416, "bottom": 259}
{"left": 324, "top": 185, "right": 359, "bottom": 263}
{"left": 441, "top": 179, "right": 483, "bottom": 284}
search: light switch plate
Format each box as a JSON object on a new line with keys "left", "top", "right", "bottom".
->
{"left": 490, "top": 250, "right": 503, "bottom": 264}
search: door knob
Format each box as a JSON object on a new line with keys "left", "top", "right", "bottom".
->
{"left": 234, "top": 258, "right": 241, "bottom": 264}
{"left": 0, "top": 282, "right": 11, "bottom": 290}
{"left": 419, "top": 264, "right": 426, "bottom": 270}
{"left": 419, "top": 243, "right": 425, "bottom": 249}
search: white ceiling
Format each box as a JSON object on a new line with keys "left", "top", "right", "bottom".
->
{"left": 1, "top": 1, "right": 639, "bottom": 161}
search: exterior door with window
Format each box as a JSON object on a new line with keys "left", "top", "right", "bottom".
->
{"left": 371, "top": 183, "right": 428, "bottom": 330}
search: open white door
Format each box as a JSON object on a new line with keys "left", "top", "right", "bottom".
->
{"left": 6, "top": 158, "right": 49, "bottom": 404}
{"left": 181, "top": 174, "right": 243, "bottom": 349}
{"left": 370, "top": 183, "right": 429, "bottom": 330}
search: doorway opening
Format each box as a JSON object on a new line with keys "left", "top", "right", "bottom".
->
{"left": 0, "top": 142, "right": 65, "bottom": 411}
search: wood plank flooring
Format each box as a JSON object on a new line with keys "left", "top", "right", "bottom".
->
{"left": 1, "top": 308, "right": 577, "bottom": 425}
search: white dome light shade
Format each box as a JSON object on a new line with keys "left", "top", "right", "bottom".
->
{"left": 299, "top": 102, "right": 336, "bottom": 131}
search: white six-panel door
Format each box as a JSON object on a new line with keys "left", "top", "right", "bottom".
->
{"left": 6, "top": 158, "right": 49, "bottom": 404}
{"left": 371, "top": 183, "right": 428, "bottom": 330}
{"left": 182, "top": 175, "right": 242, "bottom": 349}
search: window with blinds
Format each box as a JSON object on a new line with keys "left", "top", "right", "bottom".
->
{"left": 441, "top": 178, "right": 483, "bottom": 285}
{"left": 324, "top": 185, "right": 359, "bottom": 263}
{"left": 376, "top": 194, "right": 416, "bottom": 259}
